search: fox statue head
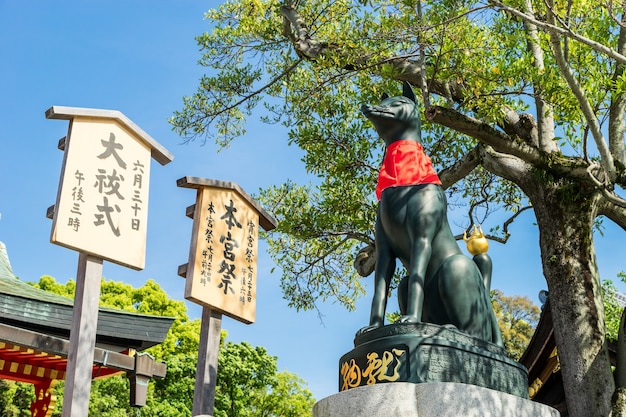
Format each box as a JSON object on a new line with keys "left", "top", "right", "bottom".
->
{"left": 361, "top": 81, "right": 421, "bottom": 146}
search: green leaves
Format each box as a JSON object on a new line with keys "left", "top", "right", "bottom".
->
{"left": 26, "top": 276, "right": 314, "bottom": 417}
{"left": 214, "top": 339, "right": 314, "bottom": 417}
{"left": 172, "top": 0, "right": 626, "bottom": 316}
{"left": 0, "top": 380, "right": 33, "bottom": 417}
{"left": 215, "top": 341, "right": 277, "bottom": 417}
{"left": 603, "top": 275, "right": 626, "bottom": 343}
{"left": 491, "top": 289, "right": 541, "bottom": 360}
{"left": 259, "top": 181, "right": 370, "bottom": 311}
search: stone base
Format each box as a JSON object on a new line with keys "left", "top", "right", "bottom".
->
{"left": 340, "top": 322, "right": 528, "bottom": 397}
{"left": 313, "top": 382, "right": 560, "bottom": 417}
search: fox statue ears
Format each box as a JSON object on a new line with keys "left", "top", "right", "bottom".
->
{"left": 402, "top": 81, "right": 417, "bottom": 103}
{"left": 380, "top": 81, "right": 417, "bottom": 103}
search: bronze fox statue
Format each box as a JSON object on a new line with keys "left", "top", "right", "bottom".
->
{"left": 358, "top": 82, "right": 502, "bottom": 345}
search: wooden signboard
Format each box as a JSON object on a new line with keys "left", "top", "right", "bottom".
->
{"left": 178, "top": 177, "right": 276, "bottom": 416}
{"left": 179, "top": 177, "right": 277, "bottom": 324}
{"left": 46, "top": 106, "right": 173, "bottom": 417}
{"left": 46, "top": 106, "right": 173, "bottom": 270}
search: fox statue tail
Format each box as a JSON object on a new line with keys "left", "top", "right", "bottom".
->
{"left": 473, "top": 253, "right": 503, "bottom": 346}
{"left": 473, "top": 253, "right": 492, "bottom": 292}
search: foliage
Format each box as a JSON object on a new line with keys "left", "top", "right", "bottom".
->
{"left": 248, "top": 371, "right": 315, "bottom": 417}
{"left": 169, "top": 0, "right": 544, "bottom": 313}
{"left": 0, "top": 380, "right": 33, "bottom": 417}
{"left": 19, "top": 276, "right": 314, "bottom": 417}
{"left": 490, "top": 290, "right": 540, "bottom": 360}
{"left": 35, "top": 274, "right": 75, "bottom": 298}
{"left": 171, "top": 1, "right": 626, "bottom": 414}
{"left": 215, "top": 341, "right": 278, "bottom": 417}
{"left": 604, "top": 273, "right": 626, "bottom": 343}
{"left": 215, "top": 341, "right": 314, "bottom": 417}
{"left": 169, "top": 0, "right": 626, "bottom": 302}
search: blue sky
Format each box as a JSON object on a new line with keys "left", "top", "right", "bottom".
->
{"left": 1, "top": 1, "right": 626, "bottom": 402}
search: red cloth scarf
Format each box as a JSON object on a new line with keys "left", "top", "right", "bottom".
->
{"left": 376, "top": 140, "right": 441, "bottom": 200}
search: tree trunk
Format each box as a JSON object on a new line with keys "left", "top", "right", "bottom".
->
{"left": 529, "top": 178, "right": 614, "bottom": 417}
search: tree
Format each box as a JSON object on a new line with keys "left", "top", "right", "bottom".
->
{"left": 215, "top": 341, "right": 315, "bottom": 417}
{"left": 0, "top": 380, "right": 33, "bottom": 417}
{"left": 215, "top": 341, "right": 277, "bottom": 417}
{"left": 25, "top": 276, "right": 313, "bottom": 417}
{"left": 603, "top": 273, "right": 626, "bottom": 343}
{"left": 248, "top": 371, "right": 316, "bottom": 417}
{"left": 34, "top": 277, "right": 194, "bottom": 417}
{"left": 170, "top": 1, "right": 626, "bottom": 415}
{"left": 491, "top": 290, "right": 540, "bottom": 360}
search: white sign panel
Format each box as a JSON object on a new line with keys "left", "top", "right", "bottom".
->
{"left": 51, "top": 117, "right": 151, "bottom": 270}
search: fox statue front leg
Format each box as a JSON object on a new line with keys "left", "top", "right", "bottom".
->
{"left": 356, "top": 212, "right": 395, "bottom": 336}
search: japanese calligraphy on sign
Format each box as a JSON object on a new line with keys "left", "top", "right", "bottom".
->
{"left": 179, "top": 177, "right": 277, "bottom": 324}
{"left": 47, "top": 107, "right": 173, "bottom": 270}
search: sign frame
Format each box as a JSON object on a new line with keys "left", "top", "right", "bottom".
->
{"left": 178, "top": 176, "right": 277, "bottom": 324}
{"left": 46, "top": 106, "right": 173, "bottom": 270}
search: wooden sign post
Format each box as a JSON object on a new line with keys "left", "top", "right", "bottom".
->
{"left": 45, "top": 106, "right": 173, "bottom": 417}
{"left": 177, "top": 177, "right": 277, "bottom": 417}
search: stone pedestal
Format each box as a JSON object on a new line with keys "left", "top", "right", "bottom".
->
{"left": 340, "top": 322, "right": 528, "bottom": 397}
{"left": 313, "top": 382, "right": 560, "bottom": 417}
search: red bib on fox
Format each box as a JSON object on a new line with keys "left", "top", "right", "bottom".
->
{"left": 376, "top": 140, "right": 441, "bottom": 200}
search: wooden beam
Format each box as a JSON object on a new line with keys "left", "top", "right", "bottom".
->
{"left": 192, "top": 307, "right": 222, "bottom": 416}
{"left": 45, "top": 106, "right": 174, "bottom": 166}
{"left": 0, "top": 325, "right": 165, "bottom": 377}
{"left": 176, "top": 176, "right": 278, "bottom": 231}
{"left": 62, "top": 253, "right": 103, "bottom": 417}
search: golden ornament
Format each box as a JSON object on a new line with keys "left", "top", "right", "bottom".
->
{"left": 463, "top": 224, "right": 489, "bottom": 255}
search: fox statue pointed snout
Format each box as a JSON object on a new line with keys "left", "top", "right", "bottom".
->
{"left": 361, "top": 86, "right": 422, "bottom": 145}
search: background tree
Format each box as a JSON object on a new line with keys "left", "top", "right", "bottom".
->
{"left": 491, "top": 290, "right": 540, "bottom": 360}
{"left": 215, "top": 341, "right": 314, "bottom": 417}
{"left": 0, "top": 380, "right": 33, "bottom": 417}
{"left": 35, "top": 277, "right": 196, "bottom": 417}
{"left": 604, "top": 272, "right": 626, "bottom": 343}
{"left": 24, "top": 276, "right": 313, "bottom": 417}
{"left": 170, "top": 1, "right": 626, "bottom": 415}
{"left": 248, "top": 371, "right": 315, "bottom": 417}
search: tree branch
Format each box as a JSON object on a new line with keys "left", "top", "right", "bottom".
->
{"left": 438, "top": 146, "right": 481, "bottom": 189}
{"left": 383, "top": 60, "right": 543, "bottom": 147}
{"left": 280, "top": 4, "right": 549, "bottom": 147}
{"left": 220, "top": 59, "right": 303, "bottom": 118}
{"left": 280, "top": 4, "right": 325, "bottom": 60}
{"left": 495, "top": 206, "right": 534, "bottom": 243}
{"left": 453, "top": 206, "right": 533, "bottom": 244}
{"left": 522, "top": 0, "right": 558, "bottom": 153}
{"left": 544, "top": 0, "right": 617, "bottom": 182}
{"left": 598, "top": 193, "right": 626, "bottom": 231}
{"left": 477, "top": 144, "right": 532, "bottom": 186}
{"left": 609, "top": 9, "right": 626, "bottom": 167}
{"left": 489, "top": 0, "right": 626, "bottom": 65}
{"left": 425, "top": 105, "right": 544, "bottom": 166}
{"left": 323, "top": 230, "right": 374, "bottom": 246}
